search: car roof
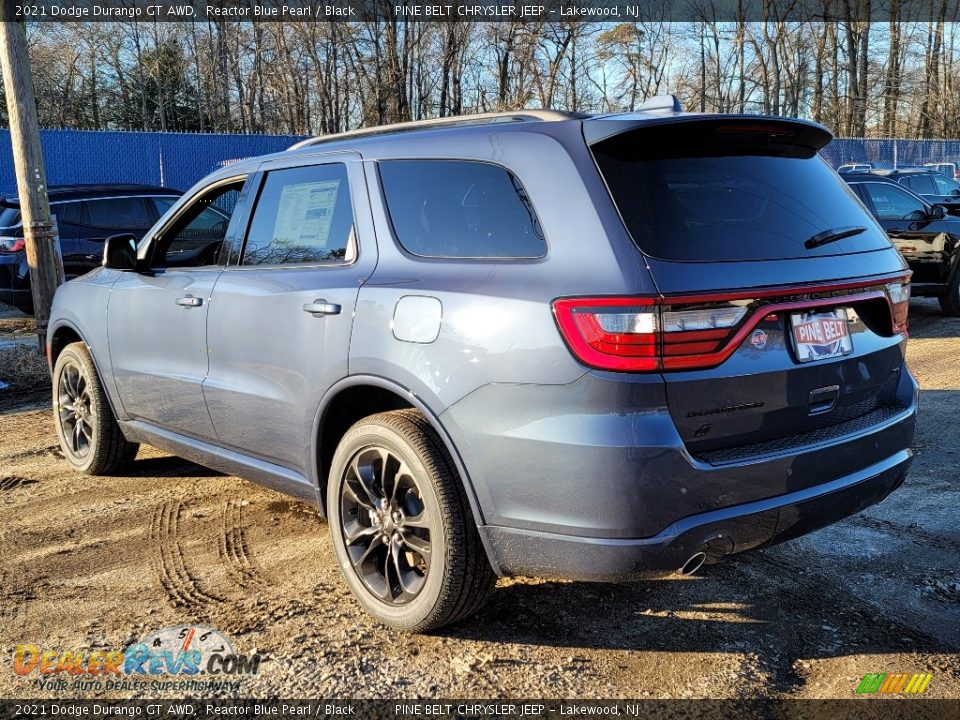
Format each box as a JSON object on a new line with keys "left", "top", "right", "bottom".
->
{"left": 205, "top": 101, "right": 833, "bottom": 186}
{"left": 839, "top": 173, "right": 897, "bottom": 183}
{"left": 1, "top": 184, "right": 182, "bottom": 205}
{"left": 875, "top": 168, "right": 938, "bottom": 176}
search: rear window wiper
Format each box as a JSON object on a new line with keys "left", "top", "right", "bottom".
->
{"left": 804, "top": 225, "right": 867, "bottom": 249}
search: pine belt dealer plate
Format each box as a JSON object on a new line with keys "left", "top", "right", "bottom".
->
{"left": 790, "top": 308, "right": 853, "bottom": 362}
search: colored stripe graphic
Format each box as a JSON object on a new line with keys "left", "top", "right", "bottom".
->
{"left": 857, "top": 673, "right": 932, "bottom": 694}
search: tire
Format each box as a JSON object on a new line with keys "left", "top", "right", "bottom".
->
{"left": 52, "top": 341, "right": 139, "bottom": 475}
{"left": 326, "top": 409, "right": 495, "bottom": 632}
{"left": 938, "top": 270, "right": 960, "bottom": 316}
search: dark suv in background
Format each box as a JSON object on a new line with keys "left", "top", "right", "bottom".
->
{"left": 47, "top": 103, "right": 917, "bottom": 632}
{"left": 879, "top": 167, "right": 960, "bottom": 206}
{"left": 843, "top": 173, "right": 960, "bottom": 315}
{"left": 0, "top": 184, "right": 182, "bottom": 312}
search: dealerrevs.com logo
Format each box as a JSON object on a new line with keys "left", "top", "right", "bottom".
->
{"left": 12, "top": 626, "right": 260, "bottom": 693}
{"left": 856, "top": 673, "right": 933, "bottom": 695}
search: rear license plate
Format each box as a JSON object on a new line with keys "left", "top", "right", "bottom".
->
{"left": 790, "top": 309, "right": 853, "bottom": 363}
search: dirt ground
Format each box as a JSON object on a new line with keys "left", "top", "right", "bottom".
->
{"left": 0, "top": 299, "right": 957, "bottom": 700}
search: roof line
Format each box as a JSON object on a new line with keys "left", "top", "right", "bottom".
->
{"left": 288, "top": 110, "right": 590, "bottom": 150}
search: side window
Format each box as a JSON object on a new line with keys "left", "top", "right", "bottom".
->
{"left": 932, "top": 174, "right": 960, "bottom": 196}
{"left": 863, "top": 184, "right": 927, "bottom": 220}
{"left": 152, "top": 196, "right": 179, "bottom": 216}
{"left": 55, "top": 201, "right": 83, "bottom": 226}
{"left": 152, "top": 181, "right": 244, "bottom": 269}
{"left": 85, "top": 198, "right": 152, "bottom": 230}
{"left": 379, "top": 160, "right": 546, "bottom": 259}
{"left": 242, "top": 164, "right": 354, "bottom": 266}
{"left": 901, "top": 175, "right": 935, "bottom": 195}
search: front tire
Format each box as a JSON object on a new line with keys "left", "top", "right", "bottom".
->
{"left": 327, "top": 410, "right": 495, "bottom": 632}
{"left": 52, "top": 342, "right": 139, "bottom": 474}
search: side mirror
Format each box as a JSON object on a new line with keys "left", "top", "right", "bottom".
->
{"left": 930, "top": 205, "right": 947, "bottom": 220}
{"left": 102, "top": 233, "right": 139, "bottom": 270}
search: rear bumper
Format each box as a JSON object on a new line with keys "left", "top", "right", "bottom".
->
{"left": 443, "top": 365, "right": 918, "bottom": 579}
{"left": 478, "top": 448, "right": 911, "bottom": 579}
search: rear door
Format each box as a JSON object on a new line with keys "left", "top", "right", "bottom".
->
{"left": 203, "top": 154, "right": 376, "bottom": 479}
{"left": 587, "top": 117, "right": 910, "bottom": 461}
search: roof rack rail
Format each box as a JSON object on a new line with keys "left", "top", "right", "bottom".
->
{"left": 288, "top": 110, "right": 589, "bottom": 150}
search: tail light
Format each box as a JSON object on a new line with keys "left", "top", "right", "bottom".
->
{"left": 885, "top": 280, "right": 911, "bottom": 334}
{"left": 554, "top": 274, "right": 912, "bottom": 373}
{"left": 0, "top": 235, "right": 25, "bottom": 253}
{"left": 553, "top": 297, "right": 749, "bottom": 372}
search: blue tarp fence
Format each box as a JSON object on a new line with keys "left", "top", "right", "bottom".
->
{"left": 0, "top": 129, "right": 306, "bottom": 195}
{"left": 2, "top": 130, "right": 959, "bottom": 195}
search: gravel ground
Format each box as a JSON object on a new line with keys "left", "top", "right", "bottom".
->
{"left": 0, "top": 298, "right": 957, "bottom": 699}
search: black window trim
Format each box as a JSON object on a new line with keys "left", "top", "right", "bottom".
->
{"left": 233, "top": 161, "right": 359, "bottom": 271}
{"left": 376, "top": 157, "right": 549, "bottom": 262}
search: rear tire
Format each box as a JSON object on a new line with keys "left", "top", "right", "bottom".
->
{"left": 52, "top": 342, "right": 139, "bottom": 475}
{"left": 327, "top": 409, "right": 495, "bottom": 632}
{"left": 938, "top": 271, "right": 960, "bottom": 316}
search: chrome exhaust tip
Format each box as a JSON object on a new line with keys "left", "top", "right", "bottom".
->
{"left": 679, "top": 551, "right": 708, "bottom": 576}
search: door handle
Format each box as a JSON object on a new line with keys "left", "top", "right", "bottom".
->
{"left": 302, "top": 300, "right": 341, "bottom": 316}
{"left": 175, "top": 295, "right": 203, "bottom": 307}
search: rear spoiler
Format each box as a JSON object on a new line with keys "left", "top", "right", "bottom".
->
{"left": 584, "top": 113, "right": 834, "bottom": 153}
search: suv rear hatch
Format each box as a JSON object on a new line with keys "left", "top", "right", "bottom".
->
{"left": 569, "top": 115, "right": 912, "bottom": 465}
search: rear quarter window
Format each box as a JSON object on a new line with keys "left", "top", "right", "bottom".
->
{"left": 378, "top": 160, "right": 546, "bottom": 259}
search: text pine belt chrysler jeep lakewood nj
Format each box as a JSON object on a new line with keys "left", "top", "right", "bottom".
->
{"left": 47, "top": 97, "right": 918, "bottom": 632}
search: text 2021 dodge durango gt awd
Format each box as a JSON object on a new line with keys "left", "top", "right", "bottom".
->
{"left": 47, "top": 101, "right": 917, "bottom": 631}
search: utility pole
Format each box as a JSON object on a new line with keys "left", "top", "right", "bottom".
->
{"left": 0, "top": 12, "right": 64, "bottom": 353}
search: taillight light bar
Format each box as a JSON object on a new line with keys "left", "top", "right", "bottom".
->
{"left": 0, "top": 235, "right": 25, "bottom": 253}
{"left": 553, "top": 274, "right": 911, "bottom": 373}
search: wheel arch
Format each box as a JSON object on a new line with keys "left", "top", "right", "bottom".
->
{"left": 312, "top": 376, "right": 489, "bottom": 535}
{"left": 49, "top": 320, "right": 125, "bottom": 423}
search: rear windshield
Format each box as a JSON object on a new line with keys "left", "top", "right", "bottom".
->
{"left": 0, "top": 206, "right": 21, "bottom": 229}
{"left": 592, "top": 128, "right": 891, "bottom": 262}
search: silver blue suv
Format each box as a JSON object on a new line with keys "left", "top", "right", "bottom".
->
{"left": 47, "top": 101, "right": 918, "bottom": 631}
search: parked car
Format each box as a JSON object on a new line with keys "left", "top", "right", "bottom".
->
{"left": 924, "top": 161, "right": 960, "bottom": 181}
{"left": 842, "top": 172, "right": 960, "bottom": 315}
{"left": 837, "top": 163, "right": 874, "bottom": 174}
{"left": 47, "top": 102, "right": 917, "bottom": 632}
{"left": 878, "top": 167, "right": 960, "bottom": 206}
{"left": 0, "top": 184, "right": 182, "bottom": 312}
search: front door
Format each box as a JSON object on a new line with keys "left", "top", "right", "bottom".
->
{"left": 107, "top": 177, "right": 249, "bottom": 440}
{"left": 204, "top": 156, "right": 375, "bottom": 477}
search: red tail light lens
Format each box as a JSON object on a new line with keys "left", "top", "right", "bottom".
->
{"left": 552, "top": 298, "right": 748, "bottom": 372}
{"left": 553, "top": 298, "right": 659, "bottom": 371}
{"left": 885, "top": 280, "right": 911, "bottom": 334}
{"left": 0, "top": 235, "right": 25, "bottom": 253}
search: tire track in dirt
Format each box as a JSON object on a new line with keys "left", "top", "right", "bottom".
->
{"left": 150, "top": 500, "right": 221, "bottom": 609}
{"left": 0, "top": 510, "right": 31, "bottom": 631}
{"left": 1, "top": 444, "right": 61, "bottom": 463}
{"left": 218, "top": 499, "right": 267, "bottom": 588}
{"left": 0, "top": 476, "right": 37, "bottom": 492}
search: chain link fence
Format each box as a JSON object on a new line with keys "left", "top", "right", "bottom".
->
{"left": 822, "top": 138, "right": 960, "bottom": 171}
